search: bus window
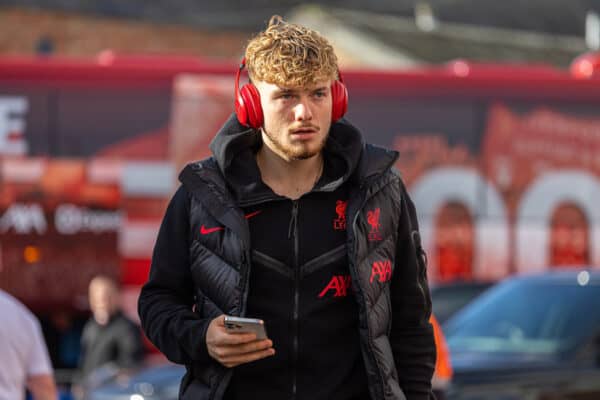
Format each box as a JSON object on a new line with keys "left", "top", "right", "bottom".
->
{"left": 435, "top": 202, "right": 474, "bottom": 282}
{"left": 550, "top": 203, "right": 589, "bottom": 267}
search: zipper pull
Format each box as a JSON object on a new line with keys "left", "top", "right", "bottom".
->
{"left": 288, "top": 200, "right": 299, "bottom": 239}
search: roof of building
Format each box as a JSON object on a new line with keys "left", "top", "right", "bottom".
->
{"left": 2, "top": 0, "right": 599, "bottom": 35}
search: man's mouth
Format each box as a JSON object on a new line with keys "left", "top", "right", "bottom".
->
{"left": 291, "top": 127, "right": 318, "bottom": 135}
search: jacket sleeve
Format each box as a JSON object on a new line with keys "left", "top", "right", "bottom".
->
{"left": 137, "top": 186, "right": 212, "bottom": 365}
{"left": 390, "top": 180, "right": 437, "bottom": 399}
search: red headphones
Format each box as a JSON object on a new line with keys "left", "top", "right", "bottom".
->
{"left": 235, "top": 58, "right": 348, "bottom": 128}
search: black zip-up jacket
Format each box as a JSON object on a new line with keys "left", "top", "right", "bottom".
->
{"left": 138, "top": 114, "right": 436, "bottom": 400}
{"left": 79, "top": 311, "right": 144, "bottom": 381}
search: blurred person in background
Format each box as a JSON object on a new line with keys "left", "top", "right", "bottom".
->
{"left": 139, "top": 15, "right": 435, "bottom": 400}
{"left": 75, "top": 276, "right": 143, "bottom": 392}
{"left": 430, "top": 314, "right": 452, "bottom": 400}
{"left": 0, "top": 288, "right": 58, "bottom": 400}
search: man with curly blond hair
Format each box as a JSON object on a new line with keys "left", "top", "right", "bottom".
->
{"left": 139, "top": 15, "right": 436, "bottom": 400}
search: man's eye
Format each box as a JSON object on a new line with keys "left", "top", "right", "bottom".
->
{"left": 314, "top": 91, "right": 326, "bottom": 98}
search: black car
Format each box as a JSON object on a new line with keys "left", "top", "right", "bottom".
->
{"left": 444, "top": 269, "right": 600, "bottom": 400}
{"left": 431, "top": 281, "right": 494, "bottom": 324}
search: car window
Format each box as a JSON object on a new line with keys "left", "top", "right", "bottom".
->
{"left": 431, "top": 284, "right": 492, "bottom": 324}
{"left": 444, "top": 279, "right": 600, "bottom": 355}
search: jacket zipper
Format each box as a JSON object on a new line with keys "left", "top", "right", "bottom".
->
{"left": 288, "top": 200, "right": 300, "bottom": 399}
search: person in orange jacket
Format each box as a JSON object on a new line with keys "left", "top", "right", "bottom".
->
{"left": 431, "top": 314, "right": 453, "bottom": 399}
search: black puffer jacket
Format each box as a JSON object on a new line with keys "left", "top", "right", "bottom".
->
{"left": 138, "top": 115, "right": 436, "bottom": 400}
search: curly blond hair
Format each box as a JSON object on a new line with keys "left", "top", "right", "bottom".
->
{"left": 245, "top": 15, "right": 338, "bottom": 87}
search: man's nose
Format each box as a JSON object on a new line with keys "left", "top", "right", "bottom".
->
{"left": 294, "top": 98, "right": 313, "bottom": 121}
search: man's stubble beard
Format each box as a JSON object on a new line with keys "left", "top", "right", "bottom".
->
{"left": 262, "top": 128, "right": 328, "bottom": 160}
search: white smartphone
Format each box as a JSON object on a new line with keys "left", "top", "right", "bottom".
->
{"left": 224, "top": 316, "right": 268, "bottom": 340}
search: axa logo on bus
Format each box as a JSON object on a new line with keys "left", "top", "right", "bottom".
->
{"left": 0, "top": 96, "right": 28, "bottom": 156}
{"left": 0, "top": 203, "right": 122, "bottom": 235}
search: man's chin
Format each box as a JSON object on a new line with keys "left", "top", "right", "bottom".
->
{"left": 292, "top": 151, "right": 319, "bottom": 160}
{"left": 287, "top": 141, "right": 326, "bottom": 160}
{"left": 94, "top": 311, "right": 110, "bottom": 325}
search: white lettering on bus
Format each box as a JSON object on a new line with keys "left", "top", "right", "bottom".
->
{"left": 410, "top": 168, "right": 600, "bottom": 280}
{"left": 0, "top": 96, "right": 28, "bottom": 155}
{"left": 54, "top": 204, "right": 122, "bottom": 235}
{"left": 515, "top": 170, "right": 600, "bottom": 273}
{"left": 410, "top": 167, "right": 510, "bottom": 281}
{"left": 0, "top": 204, "right": 47, "bottom": 234}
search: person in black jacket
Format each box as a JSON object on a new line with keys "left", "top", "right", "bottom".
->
{"left": 138, "top": 15, "right": 436, "bottom": 400}
{"left": 77, "top": 276, "right": 143, "bottom": 390}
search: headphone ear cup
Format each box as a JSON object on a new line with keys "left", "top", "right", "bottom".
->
{"left": 236, "top": 83, "right": 263, "bottom": 129}
{"left": 330, "top": 80, "right": 348, "bottom": 122}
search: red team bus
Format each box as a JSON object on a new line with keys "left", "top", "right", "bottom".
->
{"left": 1, "top": 51, "right": 600, "bottom": 368}
{"left": 0, "top": 54, "right": 234, "bottom": 375}
{"left": 0, "top": 53, "right": 234, "bottom": 316}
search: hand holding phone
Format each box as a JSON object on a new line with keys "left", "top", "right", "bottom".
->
{"left": 224, "top": 316, "right": 268, "bottom": 340}
{"left": 206, "top": 315, "right": 274, "bottom": 368}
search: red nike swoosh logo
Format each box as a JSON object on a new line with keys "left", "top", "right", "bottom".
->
{"left": 200, "top": 210, "right": 262, "bottom": 235}
{"left": 200, "top": 225, "right": 225, "bottom": 235}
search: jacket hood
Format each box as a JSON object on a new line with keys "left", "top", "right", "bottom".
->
{"left": 208, "top": 113, "right": 370, "bottom": 203}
